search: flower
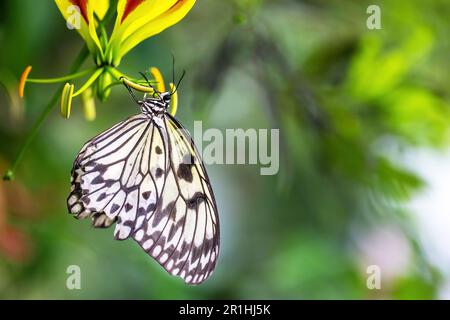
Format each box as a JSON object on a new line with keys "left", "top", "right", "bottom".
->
{"left": 55, "top": 0, "right": 195, "bottom": 65}
{"left": 54, "top": 0, "right": 196, "bottom": 66}
{"left": 20, "top": 0, "right": 196, "bottom": 120}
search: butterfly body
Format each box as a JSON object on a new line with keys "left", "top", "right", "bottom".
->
{"left": 140, "top": 91, "right": 172, "bottom": 115}
{"left": 67, "top": 90, "right": 220, "bottom": 285}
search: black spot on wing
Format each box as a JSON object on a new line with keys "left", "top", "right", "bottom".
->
{"left": 111, "top": 204, "right": 120, "bottom": 213}
{"left": 92, "top": 175, "right": 104, "bottom": 185}
{"left": 104, "top": 179, "right": 116, "bottom": 187}
{"left": 151, "top": 200, "right": 177, "bottom": 228}
{"left": 94, "top": 164, "right": 108, "bottom": 174}
{"left": 97, "top": 193, "right": 107, "bottom": 201}
{"left": 142, "top": 191, "right": 151, "bottom": 200}
{"left": 123, "top": 220, "right": 135, "bottom": 228}
{"left": 81, "top": 196, "right": 91, "bottom": 205}
{"left": 147, "top": 203, "right": 156, "bottom": 213}
{"left": 155, "top": 146, "right": 162, "bottom": 154}
{"left": 155, "top": 168, "right": 164, "bottom": 178}
{"left": 177, "top": 163, "right": 193, "bottom": 182}
{"left": 186, "top": 192, "right": 206, "bottom": 209}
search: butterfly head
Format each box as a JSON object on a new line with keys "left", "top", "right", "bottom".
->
{"left": 140, "top": 91, "right": 171, "bottom": 115}
{"left": 123, "top": 65, "right": 185, "bottom": 116}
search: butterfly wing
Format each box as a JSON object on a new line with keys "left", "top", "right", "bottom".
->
{"left": 68, "top": 113, "right": 220, "bottom": 284}
{"left": 132, "top": 114, "right": 220, "bottom": 285}
{"left": 68, "top": 113, "right": 169, "bottom": 238}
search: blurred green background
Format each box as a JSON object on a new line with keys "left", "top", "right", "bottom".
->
{"left": 1, "top": 0, "right": 450, "bottom": 299}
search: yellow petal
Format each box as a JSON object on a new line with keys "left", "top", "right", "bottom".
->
{"left": 61, "top": 83, "right": 75, "bottom": 119}
{"left": 55, "top": 0, "right": 91, "bottom": 49}
{"left": 86, "top": 1, "right": 106, "bottom": 55}
{"left": 109, "top": 0, "right": 196, "bottom": 64}
{"left": 120, "top": 0, "right": 196, "bottom": 57}
{"left": 54, "top": 0, "right": 108, "bottom": 54}
{"left": 91, "top": 0, "right": 109, "bottom": 20}
{"left": 112, "top": 0, "right": 178, "bottom": 41}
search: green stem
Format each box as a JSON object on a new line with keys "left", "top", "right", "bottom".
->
{"left": 27, "top": 68, "right": 96, "bottom": 84}
{"left": 72, "top": 68, "right": 104, "bottom": 97}
{"left": 3, "top": 46, "right": 89, "bottom": 181}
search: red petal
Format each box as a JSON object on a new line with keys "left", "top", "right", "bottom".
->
{"left": 70, "top": 0, "right": 89, "bottom": 23}
{"left": 169, "top": 0, "right": 185, "bottom": 10}
{"left": 121, "top": 0, "right": 145, "bottom": 23}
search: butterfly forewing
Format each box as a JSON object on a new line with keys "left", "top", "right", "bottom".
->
{"left": 68, "top": 110, "right": 219, "bottom": 285}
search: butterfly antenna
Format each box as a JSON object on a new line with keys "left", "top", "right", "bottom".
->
{"left": 171, "top": 70, "right": 186, "bottom": 96}
{"left": 171, "top": 53, "right": 176, "bottom": 94}
{"left": 139, "top": 71, "right": 161, "bottom": 98}
{"left": 121, "top": 77, "right": 140, "bottom": 104}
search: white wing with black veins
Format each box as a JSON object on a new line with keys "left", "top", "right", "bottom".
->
{"left": 67, "top": 113, "right": 219, "bottom": 284}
